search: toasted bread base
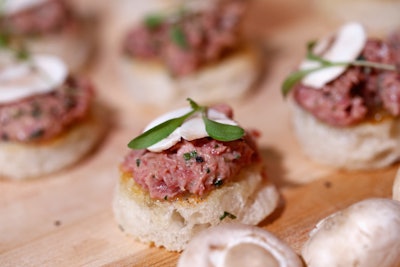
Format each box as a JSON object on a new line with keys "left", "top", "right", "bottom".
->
{"left": 113, "top": 164, "right": 279, "bottom": 251}
{"left": 0, "top": 106, "right": 103, "bottom": 180}
{"left": 291, "top": 100, "right": 400, "bottom": 170}
{"left": 120, "top": 46, "right": 260, "bottom": 107}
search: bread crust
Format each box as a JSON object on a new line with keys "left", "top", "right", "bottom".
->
{"left": 120, "top": 46, "right": 260, "bottom": 106}
{"left": 113, "top": 164, "right": 279, "bottom": 251}
{"left": 291, "top": 99, "right": 400, "bottom": 170}
{"left": 0, "top": 105, "right": 104, "bottom": 180}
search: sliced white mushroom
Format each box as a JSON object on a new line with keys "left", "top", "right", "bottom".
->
{"left": 145, "top": 107, "right": 238, "bottom": 152}
{"left": 179, "top": 109, "right": 238, "bottom": 141}
{"left": 393, "top": 168, "right": 400, "bottom": 201}
{"left": 3, "top": 0, "right": 48, "bottom": 15}
{"left": 179, "top": 117, "right": 208, "bottom": 141}
{"left": 300, "top": 22, "right": 367, "bottom": 88}
{"left": 0, "top": 54, "right": 68, "bottom": 104}
{"left": 177, "top": 223, "right": 303, "bottom": 267}
{"left": 207, "top": 109, "right": 236, "bottom": 124}
{"left": 302, "top": 198, "right": 400, "bottom": 267}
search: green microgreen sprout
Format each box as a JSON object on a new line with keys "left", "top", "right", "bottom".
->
{"left": 127, "top": 98, "right": 245, "bottom": 150}
{"left": 0, "top": 32, "right": 31, "bottom": 61}
{"left": 281, "top": 41, "right": 399, "bottom": 97}
{"left": 219, "top": 211, "right": 237, "bottom": 221}
{"left": 143, "top": 7, "right": 189, "bottom": 49}
{"left": 183, "top": 150, "right": 197, "bottom": 161}
{"left": 0, "top": 0, "right": 31, "bottom": 61}
{"left": 169, "top": 25, "right": 187, "bottom": 49}
{"left": 144, "top": 14, "right": 164, "bottom": 30}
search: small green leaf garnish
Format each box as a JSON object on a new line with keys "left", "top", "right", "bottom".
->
{"left": 127, "top": 98, "right": 245, "bottom": 150}
{"left": 0, "top": 0, "right": 29, "bottom": 57}
{"left": 16, "top": 46, "right": 29, "bottom": 60}
{"left": 306, "top": 41, "right": 331, "bottom": 65}
{"left": 203, "top": 116, "right": 245, "bottom": 142}
{"left": 187, "top": 97, "right": 200, "bottom": 110}
{"left": 144, "top": 14, "right": 164, "bottom": 30}
{"left": 281, "top": 40, "right": 399, "bottom": 97}
{"left": 183, "top": 150, "right": 197, "bottom": 161}
{"left": 127, "top": 109, "right": 196, "bottom": 149}
{"left": 0, "top": 32, "right": 31, "bottom": 61}
{"left": 219, "top": 211, "right": 237, "bottom": 221}
{"left": 169, "top": 25, "right": 187, "bottom": 49}
{"left": 282, "top": 66, "right": 326, "bottom": 97}
{"left": 0, "top": 32, "right": 9, "bottom": 47}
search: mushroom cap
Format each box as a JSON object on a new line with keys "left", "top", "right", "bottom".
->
{"left": 302, "top": 198, "right": 400, "bottom": 267}
{"left": 177, "top": 223, "right": 303, "bottom": 267}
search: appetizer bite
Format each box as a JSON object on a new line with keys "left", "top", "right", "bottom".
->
{"left": 178, "top": 223, "right": 303, "bottom": 267}
{"left": 0, "top": 46, "right": 103, "bottom": 180}
{"left": 113, "top": 99, "right": 279, "bottom": 251}
{"left": 120, "top": 0, "right": 260, "bottom": 106}
{"left": 302, "top": 198, "right": 400, "bottom": 267}
{"left": 0, "top": 0, "right": 92, "bottom": 72}
{"left": 283, "top": 22, "right": 400, "bottom": 170}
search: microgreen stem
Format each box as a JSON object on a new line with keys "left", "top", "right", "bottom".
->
{"left": 351, "top": 60, "right": 398, "bottom": 72}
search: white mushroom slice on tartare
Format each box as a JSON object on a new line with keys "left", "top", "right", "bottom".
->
{"left": 0, "top": 54, "right": 67, "bottom": 104}
{"left": 144, "top": 107, "right": 239, "bottom": 152}
{"left": 300, "top": 22, "right": 367, "bottom": 89}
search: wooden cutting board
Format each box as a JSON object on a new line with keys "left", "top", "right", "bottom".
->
{"left": 0, "top": 0, "right": 398, "bottom": 266}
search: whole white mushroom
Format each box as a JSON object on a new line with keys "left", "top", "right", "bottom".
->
{"left": 302, "top": 198, "right": 400, "bottom": 267}
{"left": 177, "top": 223, "right": 303, "bottom": 267}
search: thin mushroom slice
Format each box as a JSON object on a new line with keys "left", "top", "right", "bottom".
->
{"left": 178, "top": 223, "right": 303, "bottom": 267}
{"left": 302, "top": 198, "right": 400, "bottom": 267}
{"left": 300, "top": 22, "right": 367, "bottom": 88}
{"left": 145, "top": 107, "right": 238, "bottom": 152}
{"left": 0, "top": 54, "right": 68, "bottom": 104}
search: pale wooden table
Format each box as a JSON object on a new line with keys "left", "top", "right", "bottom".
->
{"left": 0, "top": 0, "right": 397, "bottom": 266}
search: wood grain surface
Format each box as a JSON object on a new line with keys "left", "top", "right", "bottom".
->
{"left": 1, "top": 0, "right": 398, "bottom": 266}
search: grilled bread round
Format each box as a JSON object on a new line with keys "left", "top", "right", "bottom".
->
{"left": 113, "top": 163, "right": 279, "bottom": 252}
{"left": 291, "top": 100, "right": 400, "bottom": 170}
{"left": 120, "top": 45, "right": 260, "bottom": 107}
{"left": 0, "top": 106, "right": 103, "bottom": 180}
